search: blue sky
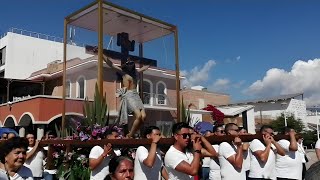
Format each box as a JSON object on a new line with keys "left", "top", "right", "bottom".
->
{"left": 1, "top": 0, "right": 320, "bottom": 106}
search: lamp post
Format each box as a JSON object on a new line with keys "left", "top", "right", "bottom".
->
{"left": 315, "top": 106, "right": 319, "bottom": 140}
{"left": 281, "top": 102, "right": 288, "bottom": 127}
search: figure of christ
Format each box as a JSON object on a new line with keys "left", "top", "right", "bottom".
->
{"left": 103, "top": 55, "right": 150, "bottom": 138}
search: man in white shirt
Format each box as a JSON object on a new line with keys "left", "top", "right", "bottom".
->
{"left": 219, "top": 123, "right": 245, "bottom": 180}
{"left": 296, "top": 134, "right": 307, "bottom": 180}
{"left": 164, "top": 122, "right": 202, "bottom": 180}
{"left": 134, "top": 126, "right": 168, "bottom": 180}
{"left": 315, "top": 139, "right": 320, "bottom": 160}
{"left": 249, "top": 125, "right": 285, "bottom": 180}
{"left": 209, "top": 124, "right": 225, "bottom": 180}
{"left": 276, "top": 127, "right": 302, "bottom": 180}
{"left": 89, "top": 129, "right": 120, "bottom": 180}
{"left": 24, "top": 133, "right": 45, "bottom": 179}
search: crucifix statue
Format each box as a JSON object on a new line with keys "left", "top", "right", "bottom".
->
{"left": 86, "top": 32, "right": 157, "bottom": 138}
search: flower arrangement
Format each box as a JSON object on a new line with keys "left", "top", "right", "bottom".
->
{"left": 53, "top": 83, "right": 124, "bottom": 180}
{"left": 54, "top": 148, "right": 91, "bottom": 180}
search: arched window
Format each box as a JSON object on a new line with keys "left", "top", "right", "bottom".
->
{"left": 142, "top": 79, "right": 153, "bottom": 105}
{"left": 76, "top": 76, "right": 86, "bottom": 99}
{"left": 66, "top": 80, "right": 71, "bottom": 98}
{"left": 156, "top": 81, "right": 167, "bottom": 105}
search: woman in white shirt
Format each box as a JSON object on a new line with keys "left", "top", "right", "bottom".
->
{"left": 0, "top": 137, "right": 33, "bottom": 180}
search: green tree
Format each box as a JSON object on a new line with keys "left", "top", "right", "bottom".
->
{"left": 270, "top": 112, "right": 305, "bottom": 133}
{"left": 301, "top": 130, "right": 318, "bottom": 148}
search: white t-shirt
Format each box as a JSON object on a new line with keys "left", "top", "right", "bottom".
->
{"left": 209, "top": 145, "right": 221, "bottom": 180}
{"left": 219, "top": 142, "right": 245, "bottom": 180}
{"left": 164, "top": 146, "right": 193, "bottom": 180}
{"left": 315, "top": 139, "right": 320, "bottom": 149}
{"left": 24, "top": 147, "right": 44, "bottom": 178}
{"left": 243, "top": 146, "right": 251, "bottom": 172}
{"left": 275, "top": 139, "right": 302, "bottom": 180}
{"left": 134, "top": 146, "right": 163, "bottom": 180}
{"left": 202, "top": 157, "right": 211, "bottom": 168}
{"left": 89, "top": 146, "right": 112, "bottom": 180}
{"left": 0, "top": 166, "right": 33, "bottom": 180}
{"left": 297, "top": 143, "right": 306, "bottom": 163}
{"left": 249, "top": 139, "right": 276, "bottom": 180}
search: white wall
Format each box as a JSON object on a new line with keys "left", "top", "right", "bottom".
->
{"left": 3, "top": 32, "right": 91, "bottom": 79}
{"left": 246, "top": 108, "right": 256, "bottom": 134}
{"left": 252, "top": 99, "right": 307, "bottom": 129}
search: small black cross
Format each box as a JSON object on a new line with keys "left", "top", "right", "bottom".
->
{"left": 117, "top": 32, "right": 135, "bottom": 65}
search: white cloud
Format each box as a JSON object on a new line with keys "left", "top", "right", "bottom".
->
{"left": 225, "top": 56, "right": 241, "bottom": 63}
{"left": 181, "top": 60, "right": 216, "bottom": 88}
{"left": 244, "top": 58, "right": 320, "bottom": 106}
{"left": 208, "top": 78, "right": 230, "bottom": 92}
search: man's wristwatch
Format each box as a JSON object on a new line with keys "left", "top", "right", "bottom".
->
{"left": 194, "top": 150, "right": 201, "bottom": 154}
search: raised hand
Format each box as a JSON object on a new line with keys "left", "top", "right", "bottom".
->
{"left": 233, "top": 137, "right": 242, "bottom": 147}
{"left": 263, "top": 134, "right": 272, "bottom": 145}
{"left": 192, "top": 136, "right": 202, "bottom": 151}
{"left": 102, "top": 143, "right": 113, "bottom": 157}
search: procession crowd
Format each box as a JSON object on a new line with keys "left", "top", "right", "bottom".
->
{"left": 0, "top": 122, "right": 319, "bottom": 180}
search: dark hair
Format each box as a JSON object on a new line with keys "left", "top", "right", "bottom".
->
{"left": 108, "top": 156, "right": 133, "bottom": 174}
{"left": 121, "top": 58, "right": 136, "bottom": 79}
{"left": 172, "top": 122, "right": 190, "bottom": 135}
{"left": 224, "top": 123, "right": 238, "bottom": 134}
{"left": 0, "top": 137, "right": 29, "bottom": 163}
{"left": 260, "top": 125, "right": 273, "bottom": 133}
{"left": 143, "top": 126, "right": 160, "bottom": 138}
{"left": 103, "top": 129, "right": 120, "bottom": 139}
{"left": 305, "top": 161, "right": 320, "bottom": 180}
{"left": 212, "top": 125, "right": 224, "bottom": 133}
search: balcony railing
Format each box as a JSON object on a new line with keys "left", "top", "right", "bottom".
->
{"left": 143, "top": 92, "right": 168, "bottom": 106}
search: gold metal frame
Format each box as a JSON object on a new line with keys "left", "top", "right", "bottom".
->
{"left": 62, "top": 0, "right": 180, "bottom": 132}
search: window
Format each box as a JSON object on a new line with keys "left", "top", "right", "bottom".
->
{"left": 156, "top": 121, "right": 173, "bottom": 137}
{"left": 66, "top": 80, "right": 71, "bottom": 98}
{"left": 156, "top": 81, "right": 167, "bottom": 105}
{"left": 0, "top": 47, "right": 6, "bottom": 65}
{"left": 142, "top": 79, "right": 153, "bottom": 105}
{"left": 76, "top": 76, "right": 86, "bottom": 99}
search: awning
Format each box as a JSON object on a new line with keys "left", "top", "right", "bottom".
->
{"left": 67, "top": 1, "right": 175, "bottom": 43}
{"left": 217, "top": 105, "right": 254, "bottom": 117}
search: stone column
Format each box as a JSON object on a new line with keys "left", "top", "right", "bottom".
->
{"left": 37, "top": 125, "right": 45, "bottom": 140}
{"left": 19, "top": 127, "right": 26, "bottom": 137}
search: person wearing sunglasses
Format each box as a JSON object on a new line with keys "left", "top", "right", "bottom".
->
{"left": 248, "top": 125, "right": 285, "bottom": 180}
{"left": 102, "top": 55, "right": 150, "bottom": 138}
{"left": 275, "top": 127, "right": 302, "bottom": 180}
{"left": 164, "top": 122, "right": 202, "bottom": 180}
{"left": 219, "top": 123, "right": 245, "bottom": 180}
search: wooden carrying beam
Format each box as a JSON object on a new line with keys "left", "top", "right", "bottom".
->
{"left": 40, "top": 134, "right": 289, "bottom": 148}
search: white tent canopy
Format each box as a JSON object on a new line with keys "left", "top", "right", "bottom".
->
{"left": 67, "top": 1, "right": 175, "bottom": 43}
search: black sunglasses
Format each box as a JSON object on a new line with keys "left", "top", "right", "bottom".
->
{"left": 218, "top": 130, "right": 225, "bottom": 134}
{"left": 177, "top": 133, "right": 192, "bottom": 139}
